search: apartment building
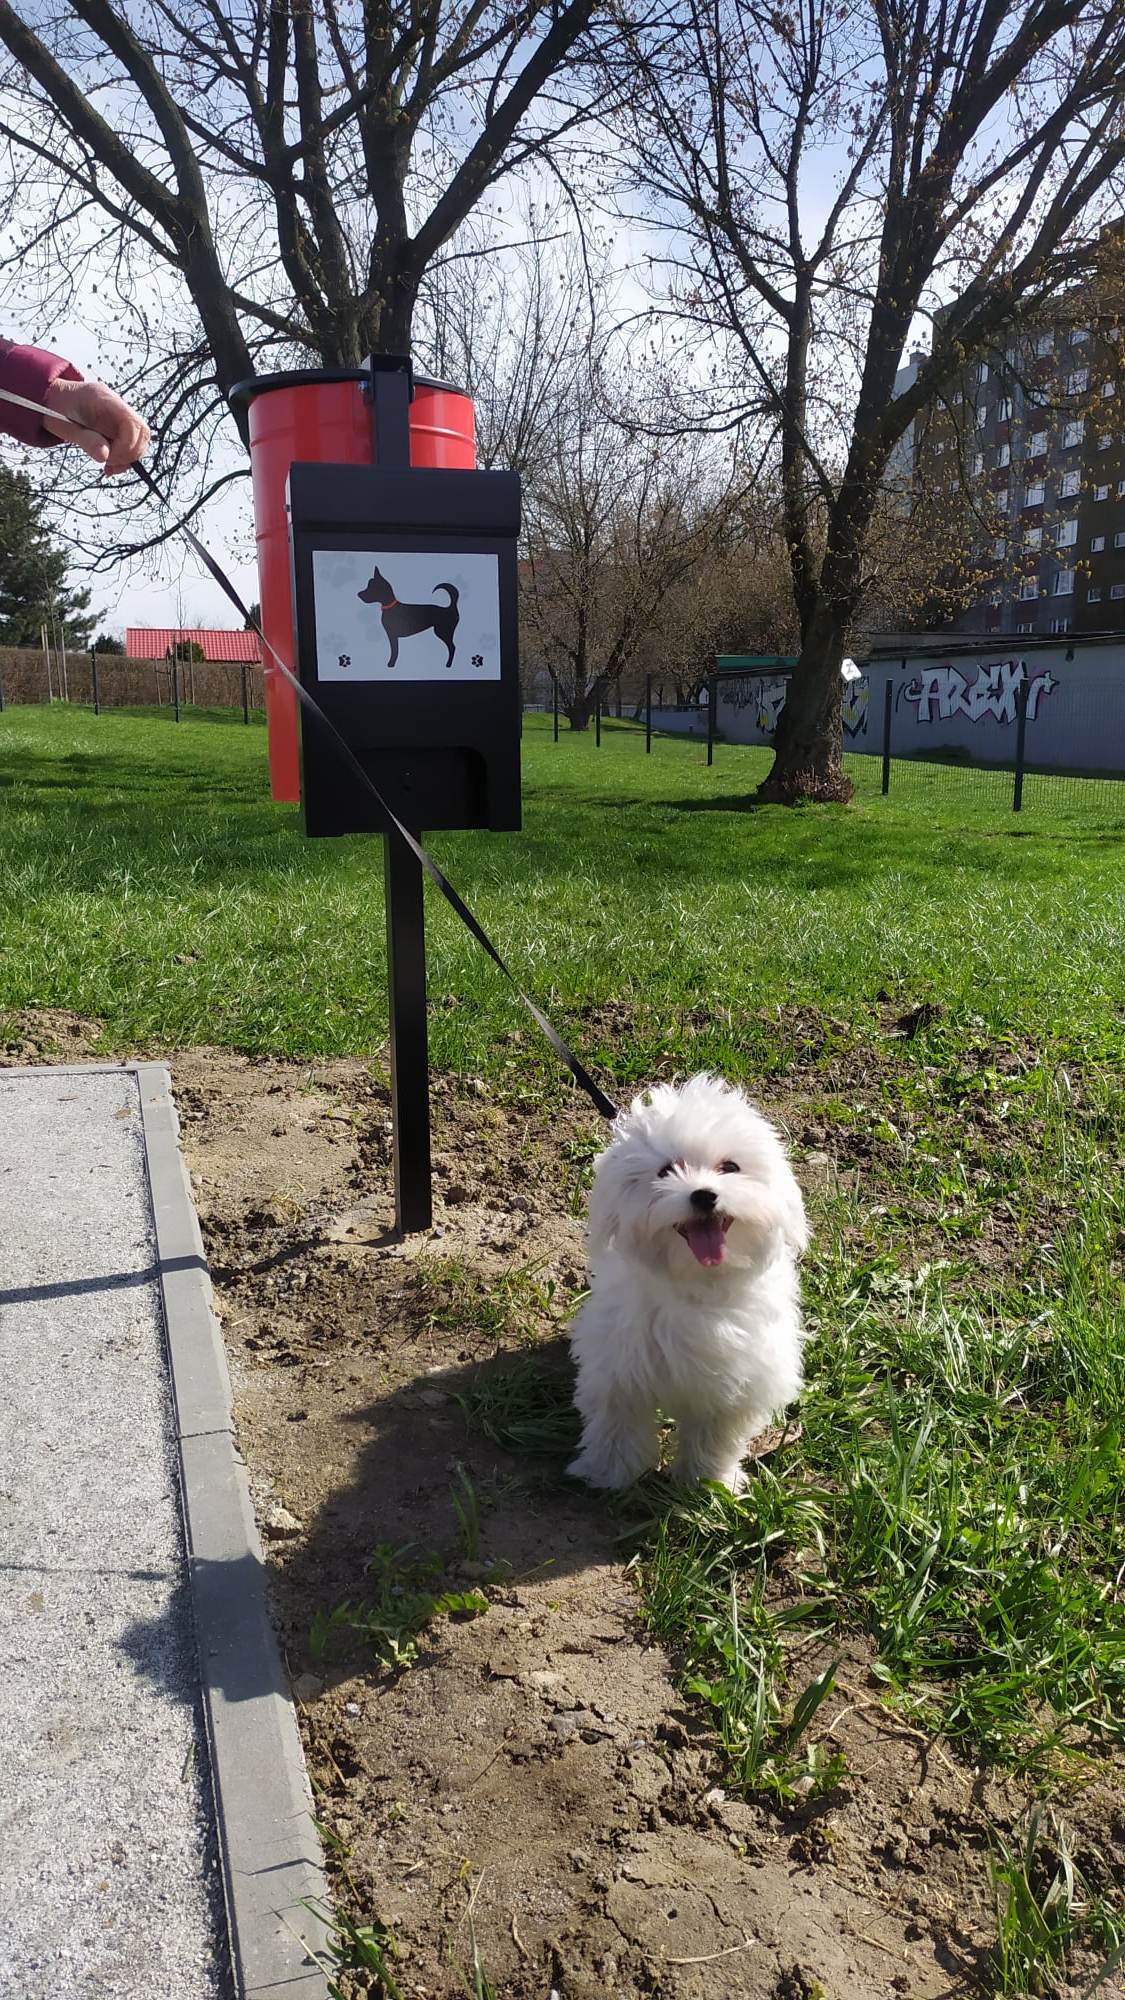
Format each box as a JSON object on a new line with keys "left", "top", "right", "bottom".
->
{"left": 914, "top": 296, "right": 1125, "bottom": 637}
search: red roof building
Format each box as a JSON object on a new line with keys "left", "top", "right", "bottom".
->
{"left": 126, "top": 627, "right": 262, "bottom": 663}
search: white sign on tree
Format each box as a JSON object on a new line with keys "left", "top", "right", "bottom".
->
{"left": 312, "top": 549, "right": 502, "bottom": 682}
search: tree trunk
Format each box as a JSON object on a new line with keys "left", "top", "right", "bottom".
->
{"left": 756, "top": 599, "right": 854, "bottom": 803}
{"left": 565, "top": 702, "right": 592, "bottom": 730}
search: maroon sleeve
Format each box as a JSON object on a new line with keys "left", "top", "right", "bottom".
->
{"left": 0, "top": 339, "right": 82, "bottom": 447}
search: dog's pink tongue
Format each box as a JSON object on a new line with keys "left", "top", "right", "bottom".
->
{"left": 684, "top": 1217, "right": 726, "bottom": 1266}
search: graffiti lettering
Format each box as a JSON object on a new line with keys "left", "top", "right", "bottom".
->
{"left": 902, "top": 660, "right": 1057, "bottom": 726}
{"left": 725, "top": 673, "right": 868, "bottom": 738}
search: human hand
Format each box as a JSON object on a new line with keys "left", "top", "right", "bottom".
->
{"left": 42, "top": 375, "right": 151, "bottom": 474}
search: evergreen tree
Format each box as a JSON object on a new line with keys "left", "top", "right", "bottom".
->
{"left": 0, "top": 466, "right": 94, "bottom": 646}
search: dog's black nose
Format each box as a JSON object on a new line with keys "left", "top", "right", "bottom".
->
{"left": 690, "top": 1187, "right": 718, "bottom": 1213}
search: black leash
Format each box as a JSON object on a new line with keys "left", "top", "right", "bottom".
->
{"left": 0, "top": 390, "right": 618, "bottom": 1121}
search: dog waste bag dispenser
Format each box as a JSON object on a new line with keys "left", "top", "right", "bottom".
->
{"left": 287, "top": 458, "right": 521, "bottom": 839}
{"left": 283, "top": 357, "right": 522, "bottom": 1240}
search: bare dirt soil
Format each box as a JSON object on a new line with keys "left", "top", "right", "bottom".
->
{"left": 3, "top": 1007, "right": 1119, "bottom": 2000}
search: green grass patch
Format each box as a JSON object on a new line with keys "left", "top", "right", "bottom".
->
{"left": 2, "top": 707, "right": 1125, "bottom": 1084}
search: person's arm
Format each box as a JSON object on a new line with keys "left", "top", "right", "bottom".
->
{"left": 0, "top": 339, "right": 150, "bottom": 472}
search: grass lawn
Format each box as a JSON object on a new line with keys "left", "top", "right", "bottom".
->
{"left": 3, "top": 703, "right": 1125, "bottom": 1992}
{"left": 1, "top": 703, "right": 1124, "bottom": 1078}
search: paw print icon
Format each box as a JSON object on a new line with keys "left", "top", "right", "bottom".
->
{"left": 337, "top": 653, "right": 351, "bottom": 669}
{"left": 471, "top": 653, "right": 484, "bottom": 667}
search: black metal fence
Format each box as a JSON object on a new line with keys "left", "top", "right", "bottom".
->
{"left": 635, "top": 667, "right": 1125, "bottom": 818}
{"left": 0, "top": 647, "right": 265, "bottom": 722}
{"left": 874, "top": 672, "right": 1125, "bottom": 817}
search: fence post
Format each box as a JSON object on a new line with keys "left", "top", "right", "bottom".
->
{"left": 707, "top": 674, "right": 717, "bottom": 766}
{"left": 0, "top": 670, "right": 5, "bottom": 712}
{"left": 172, "top": 651, "right": 181, "bottom": 723}
{"left": 645, "top": 674, "right": 652, "bottom": 754}
{"left": 90, "top": 648, "right": 100, "bottom": 716}
{"left": 552, "top": 673, "right": 559, "bottom": 742}
{"left": 881, "top": 678, "right": 893, "bottom": 794}
{"left": 241, "top": 662, "right": 250, "bottom": 725}
{"left": 595, "top": 692, "right": 601, "bottom": 747}
{"left": 1012, "top": 674, "right": 1029, "bottom": 812}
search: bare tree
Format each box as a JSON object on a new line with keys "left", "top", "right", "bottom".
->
{"left": 519, "top": 343, "right": 748, "bottom": 727}
{"left": 610, "top": 0, "right": 1125, "bottom": 800}
{"left": 0, "top": 0, "right": 602, "bottom": 555}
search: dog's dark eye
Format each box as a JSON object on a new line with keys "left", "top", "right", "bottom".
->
{"left": 719, "top": 1159, "right": 740, "bottom": 1174}
{"left": 657, "top": 1162, "right": 675, "bottom": 1178}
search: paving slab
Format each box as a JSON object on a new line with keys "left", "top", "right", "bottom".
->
{"left": 0, "top": 1064, "right": 328, "bottom": 2000}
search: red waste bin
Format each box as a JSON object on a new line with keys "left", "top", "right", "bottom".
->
{"left": 231, "top": 368, "right": 476, "bottom": 803}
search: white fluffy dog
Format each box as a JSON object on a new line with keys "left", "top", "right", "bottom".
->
{"left": 567, "top": 1075, "right": 808, "bottom": 1493}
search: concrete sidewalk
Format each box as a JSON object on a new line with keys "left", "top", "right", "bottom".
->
{"left": 0, "top": 1064, "right": 328, "bottom": 2000}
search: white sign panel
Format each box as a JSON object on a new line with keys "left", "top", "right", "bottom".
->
{"left": 312, "top": 549, "right": 502, "bottom": 682}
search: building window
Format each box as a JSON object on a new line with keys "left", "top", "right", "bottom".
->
{"left": 1090, "top": 534, "right": 1106, "bottom": 552}
{"left": 1088, "top": 587, "right": 1103, "bottom": 602}
{"left": 1035, "top": 333, "right": 1053, "bottom": 358}
{"left": 952, "top": 389, "right": 964, "bottom": 405}
{"left": 1050, "top": 617, "right": 1071, "bottom": 634}
{"left": 1066, "top": 368, "right": 1088, "bottom": 395}
{"left": 977, "top": 402, "right": 989, "bottom": 426}
{"left": 1104, "top": 381, "right": 1116, "bottom": 398}
{"left": 1096, "top": 484, "right": 1110, "bottom": 500}
{"left": 971, "top": 451, "right": 984, "bottom": 476}
{"left": 993, "top": 536, "right": 1006, "bottom": 558}
{"left": 934, "top": 439, "right": 946, "bottom": 456}
{"left": 997, "top": 397, "right": 1013, "bottom": 421}
{"left": 1053, "top": 569, "right": 1075, "bottom": 595}
{"left": 1098, "top": 434, "right": 1112, "bottom": 451}
{"left": 1060, "top": 469, "right": 1081, "bottom": 496}
{"left": 997, "top": 489, "right": 1010, "bottom": 513}
{"left": 1020, "top": 579, "right": 1039, "bottom": 600}
{"left": 1017, "top": 620, "right": 1035, "bottom": 633}
{"left": 1024, "top": 482, "right": 1045, "bottom": 506}
{"left": 1057, "top": 519, "right": 1078, "bottom": 547}
{"left": 1112, "top": 583, "right": 1125, "bottom": 600}
{"left": 1118, "top": 479, "right": 1125, "bottom": 496}
{"left": 1028, "top": 430, "right": 1048, "bottom": 456}
{"left": 1070, "top": 326, "right": 1089, "bottom": 344}
{"left": 1115, "top": 531, "right": 1125, "bottom": 548}
{"left": 1109, "top": 327, "right": 1123, "bottom": 344}
{"left": 988, "top": 589, "right": 1003, "bottom": 607}
{"left": 1025, "top": 527, "right": 1042, "bottom": 550}
{"left": 997, "top": 443, "right": 1011, "bottom": 468}
{"left": 1063, "top": 419, "right": 1084, "bottom": 448}
{"left": 1006, "top": 346, "right": 1019, "bottom": 366}
{"left": 979, "top": 362, "right": 989, "bottom": 383}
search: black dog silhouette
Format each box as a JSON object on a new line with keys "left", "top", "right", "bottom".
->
{"left": 356, "top": 567, "right": 460, "bottom": 670}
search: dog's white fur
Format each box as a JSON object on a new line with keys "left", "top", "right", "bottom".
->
{"left": 568, "top": 1075, "right": 808, "bottom": 1493}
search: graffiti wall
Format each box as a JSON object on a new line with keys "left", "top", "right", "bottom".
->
{"left": 716, "top": 672, "right": 870, "bottom": 743}
{"left": 880, "top": 642, "right": 1123, "bottom": 771}
{"left": 649, "top": 640, "right": 1124, "bottom": 772}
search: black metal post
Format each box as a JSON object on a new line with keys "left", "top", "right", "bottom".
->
{"left": 881, "top": 678, "right": 893, "bottom": 794}
{"left": 595, "top": 693, "right": 602, "bottom": 747}
{"left": 552, "top": 673, "right": 559, "bottom": 742}
{"left": 706, "top": 674, "right": 716, "bottom": 766}
{"left": 362, "top": 354, "right": 434, "bottom": 1233}
{"left": 384, "top": 830, "right": 433, "bottom": 1234}
{"left": 91, "top": 648, "right": 100, "bottom": 716}
{"left": 172, "top": 652, "right": 180, "bottom": 723}
{"left": 0, "top": 671, "right": 5, "bottom": 713}
{"left": 645, "top": 674, "right": 652, "bottom": 754}
{"left": 241, "top": 662, "right": 250, "bottom": 725}
{"left": 1013, "top": 673, "right": 1029, "bottom": 813}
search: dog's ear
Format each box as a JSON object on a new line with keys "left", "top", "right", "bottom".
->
{"left": 587, "top": 1146, "right": 627, "bottom": 1253}
{"left": 774, "top": 1166, "right": 809, "bottom": 1257}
